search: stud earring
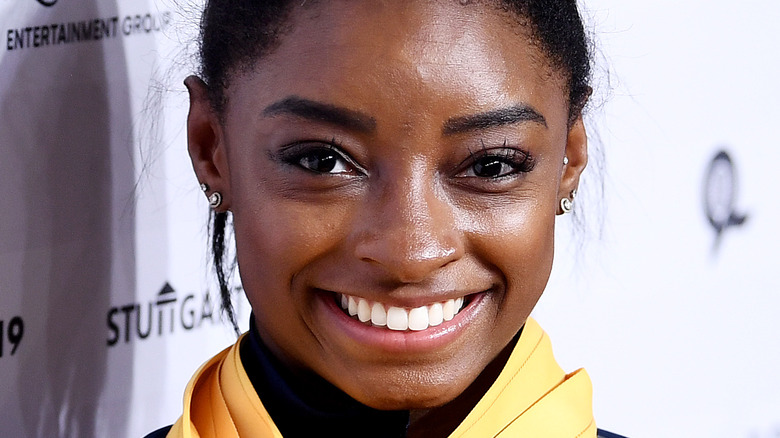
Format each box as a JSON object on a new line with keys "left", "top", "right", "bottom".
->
{"left": 563, "top": 156, "right": 569, "bottom": 165}
{"left": 560, "top": 189, "right": 577, "bottom": 214}
{"left": 200, "top": 182, "right": 222, "bottom": 209}
{"left": 208, "top": 192, "right": 223, "bottom": 209}
{"left": 560, "top": 197, "right": 573, "bottom": 214}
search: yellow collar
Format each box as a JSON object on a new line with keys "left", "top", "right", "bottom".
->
{"left": 168, "top": 318, "right": 595, "bottom": 437}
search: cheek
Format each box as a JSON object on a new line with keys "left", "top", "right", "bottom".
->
{"left": 461, "top": 194, "right": 557, "bottom": 316}
{"left": 231, "top": 195, "right": 360, "bottom": 370}
{"left": 231, "top": 192, "right": 354, "bottom": 309}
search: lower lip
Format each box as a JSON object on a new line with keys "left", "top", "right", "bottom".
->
{"left": 314, "top": 290, "right": 487, "bottom": 354}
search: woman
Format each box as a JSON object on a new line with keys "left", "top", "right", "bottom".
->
{"left": 149, "top": 0, "right": 624, "bottom": 436}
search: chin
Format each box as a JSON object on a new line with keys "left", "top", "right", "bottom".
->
{"left": 339, "top": 367, "right": 475, "bottom": 411}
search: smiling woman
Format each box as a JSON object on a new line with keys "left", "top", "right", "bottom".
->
{"left": 147, "top": 1, "right": 622, "bottom": 437}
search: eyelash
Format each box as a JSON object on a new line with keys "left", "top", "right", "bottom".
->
{"left": 278, "top": 140, "right": 363, "bottom": 175}
{"left": 277, "top": 139, "right": 534, "bottom": 181}
{"left": 458, "top": 140, "right": 535, "bottom": 179}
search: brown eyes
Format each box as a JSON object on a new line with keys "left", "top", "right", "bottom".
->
{"left": 472, "top": 158, "right": 516, "bottom": 178}
{"left": 281, "top": 142, "right": 534, "bottom": 180}
{"left": 297, "top": 148, "right": 352, "bottom": 174}
{"left": 461, "top": 153, "right": 533, "bottom": 179}
{"left": 457, "top": 148, "right": 535, "bottom": 179}
{"left": 279, "top": 143, "right": 362, "bottom": 175}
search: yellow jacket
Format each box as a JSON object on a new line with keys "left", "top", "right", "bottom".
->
{"left": 168, "top": 318, "right": 596, "bottom": 437}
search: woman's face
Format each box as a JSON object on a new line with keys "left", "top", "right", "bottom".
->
{"left": 188, "top": 0, "right": 587, "bottom": 410}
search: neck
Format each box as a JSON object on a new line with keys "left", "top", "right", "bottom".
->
{"left": 241, "top": 316, "right": 409, "bottom": 437}
{"left": 406, "top": 334, "right": 518, "bottom": 438}
{"left": 242, "top": 315, "right": 520, "bottom": 438}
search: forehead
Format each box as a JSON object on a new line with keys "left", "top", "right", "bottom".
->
{"left": 227, "top": 0, "right": 567, "bottom": 129}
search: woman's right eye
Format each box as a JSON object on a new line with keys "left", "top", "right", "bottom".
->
{"left": 298, "top": 148, "right": 350, "bottom": 173}
{"left": 282, "top": 145, "right": 356, "bottom": 175}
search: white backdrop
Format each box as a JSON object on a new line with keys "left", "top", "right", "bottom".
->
{"left": 1, "top": 1, "right": 778, "bottom": 437}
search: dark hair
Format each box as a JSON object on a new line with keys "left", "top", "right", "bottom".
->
{"left": 199, "top": 0, "right": 593, "bottom": 332}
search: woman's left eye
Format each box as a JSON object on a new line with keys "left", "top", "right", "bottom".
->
{"left": 458, "top": 148, "right": 533, "bottom": 179}
{"left": 469, "top": 157, "right": 517, "bottom": 178}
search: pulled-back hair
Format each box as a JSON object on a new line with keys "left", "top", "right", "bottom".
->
{"left": 199, "top": 0, "right": 593, "bottom": 332}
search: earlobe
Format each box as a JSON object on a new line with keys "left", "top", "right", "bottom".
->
{"left": 185, "top": 75, "right": 231, "bottom": 211}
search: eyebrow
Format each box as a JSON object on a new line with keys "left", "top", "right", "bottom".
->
{"left": 263, "top": 96, "right": 377, "bottom": 133}
{"left": 442, "top": 105, "right": 547, "bottom": 135}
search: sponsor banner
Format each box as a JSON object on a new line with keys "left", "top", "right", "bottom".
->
{"left": 0, "top": 1, "right": 245, "bottom": 437}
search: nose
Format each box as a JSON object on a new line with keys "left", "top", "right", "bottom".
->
{"left": 352, "top": 172, "right": 463, "bottom": 284}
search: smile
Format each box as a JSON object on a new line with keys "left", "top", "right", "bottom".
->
{"left": 337, "top": 293, "right": 467, "bottom": 331}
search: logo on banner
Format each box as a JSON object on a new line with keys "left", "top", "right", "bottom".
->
{"left": 703, "top": 149, "right": 748, "bottom": 251}
{"left": 6, "top": 11, "right": 171, "bottom": 51}
{"left": 0, "top": 316, "right": 25, "bottom": 359}
{"left": 106, "top": 282, "right": 237, "bottom": 346}
{"left": 36, "top": 0, "right": 58, "bottom": 7}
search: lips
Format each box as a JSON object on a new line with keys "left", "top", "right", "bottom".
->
{"left": 337, "top": 293, "right": 467, "bottom": 331}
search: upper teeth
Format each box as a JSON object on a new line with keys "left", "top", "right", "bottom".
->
{"left": 338, "top": 293, "right": 466, "bottom": 331}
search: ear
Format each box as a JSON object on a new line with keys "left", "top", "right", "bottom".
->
{"left": 557, "top": 115, "right": 588, "bottom": 214}
{"left": 185, "top": 76, "right": 231, "bottom": 211}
